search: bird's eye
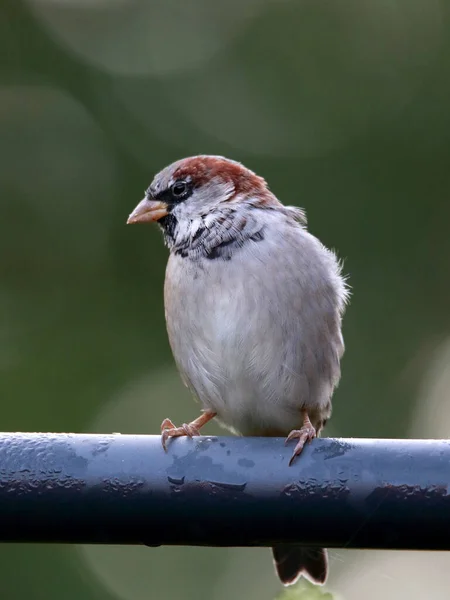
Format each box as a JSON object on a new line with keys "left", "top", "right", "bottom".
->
{"left": 171, "top": 181, "right": 187, "bottom": 198}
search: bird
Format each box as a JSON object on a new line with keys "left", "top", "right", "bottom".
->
{"left": 127, "top": 155, "right": 349, "bottom": 587}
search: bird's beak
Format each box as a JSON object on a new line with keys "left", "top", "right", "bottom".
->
{"left": 126, "top": 197, "right": 169, "bottom": 224}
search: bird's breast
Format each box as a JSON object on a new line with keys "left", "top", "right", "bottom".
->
{"left": 163, "top": 229, "right": 343, "bottom": 434}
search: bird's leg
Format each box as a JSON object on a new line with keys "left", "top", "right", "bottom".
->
{"left": 160, "top": 410, "right": 217, "bottom": 451}
{"left": 285, "top": 409, "right": 317, "bottom": 466}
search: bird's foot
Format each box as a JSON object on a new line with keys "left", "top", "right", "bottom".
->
{"left": 285, "top": 412, "right": 317, "bottom": 466}
{"left": 160, "top": 419, "right": 200, "bottom": 451}
{"left": 160, "top": 410, "right": 217, "bottom": 451}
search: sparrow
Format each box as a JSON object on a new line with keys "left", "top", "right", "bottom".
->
{"left": 127, "top": 155, "right": 349, "bottom": 587}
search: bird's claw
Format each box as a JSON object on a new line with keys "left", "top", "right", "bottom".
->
{"left": 160, "top": 418, "right": 201, "bottom": 451}
{"left": 285, "top": 424, "right": 317, "bottom": 466}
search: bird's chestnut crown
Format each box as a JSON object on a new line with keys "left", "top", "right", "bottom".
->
{"left": 126, "top": 155, "right": 277, "bottom": 226}
{"left": 151, "top": 155, "right": 275, "bottom": 211}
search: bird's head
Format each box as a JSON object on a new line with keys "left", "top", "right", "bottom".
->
{"left": 128, "top": 154, "right": 277, "bottom": 227}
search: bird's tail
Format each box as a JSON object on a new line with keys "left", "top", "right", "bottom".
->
{"left": 272, "top": 545, "right": 328, "bottom": 586}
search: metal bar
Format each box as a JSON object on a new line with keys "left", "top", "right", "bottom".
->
{"left": 0, "top": 432, "right": 449, "bottom": 549}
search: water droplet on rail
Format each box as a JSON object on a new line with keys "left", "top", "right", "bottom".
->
{"left": 167, "top": 475, "right": 185, "bottom": 485}
{"left": 208, "top": 480, "right": 247, "bottom": 492}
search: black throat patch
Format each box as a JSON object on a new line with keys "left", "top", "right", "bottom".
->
{"left": 158, "top": 214, "right": 178, "bottom": 242}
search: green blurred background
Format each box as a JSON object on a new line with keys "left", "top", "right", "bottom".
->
{"left": 2, "top": 0, "right": 450, "bottom": 598}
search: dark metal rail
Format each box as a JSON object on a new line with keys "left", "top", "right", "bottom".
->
{"left": 0, "top": 432, "right": 449, "bottom": 549}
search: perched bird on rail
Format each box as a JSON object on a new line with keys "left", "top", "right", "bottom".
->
{"left": 127, "top": 155, "right": 349, "bottom": 587}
